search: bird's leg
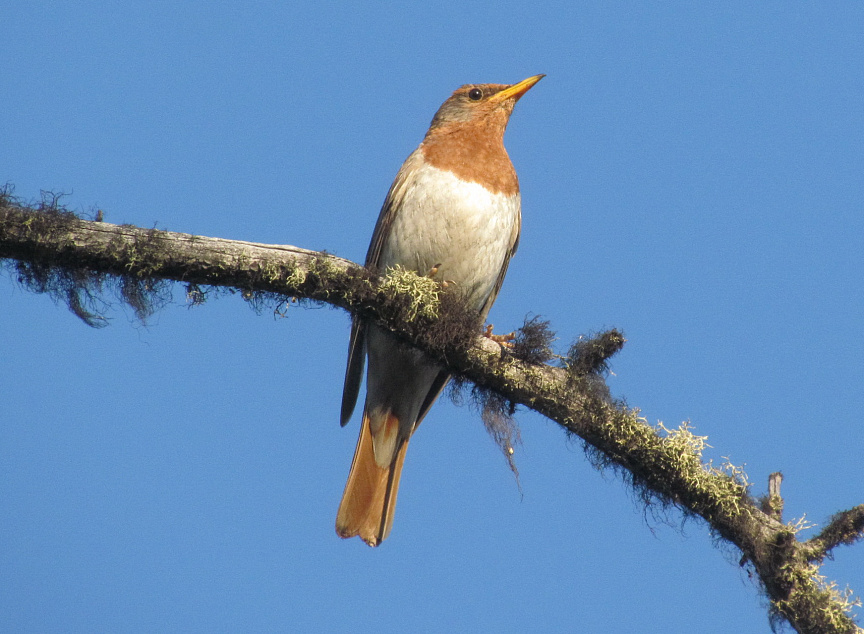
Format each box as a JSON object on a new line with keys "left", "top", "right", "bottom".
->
{"left": 484, "top": 324, "right": 516, "bottom": 347}
{"left": 425, "top": 263, "right": 455, "bottom": 288}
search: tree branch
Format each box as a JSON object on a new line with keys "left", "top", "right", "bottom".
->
{"left": 1, "top": 197, "right": 861, "bottom": 633}
{"left": 804, "top": 506, "right": 864, "bottom": 563}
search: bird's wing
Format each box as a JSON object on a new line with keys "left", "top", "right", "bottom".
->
{"left": 340, "top": 317, "right": 366, "bottom": 426}
{"left": 363, "top": 151, "right": 422, "bottom": 269}
{"left": 479, "top": 203, "right": 521, "bottom": 318}
{"left": 340, "top": 151, "right": 422, "bottom": 426}
{"left": 415, "top": 369, "right": 450, "bottom": 427}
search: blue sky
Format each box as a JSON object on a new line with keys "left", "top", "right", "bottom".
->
{"left": 2, "top": 2, "right": 863, "bottom": 632}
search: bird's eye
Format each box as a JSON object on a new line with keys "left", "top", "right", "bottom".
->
{"left": 468, "top": 88, "right": 483, "bottom": 101}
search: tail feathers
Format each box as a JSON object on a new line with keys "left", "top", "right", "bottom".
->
{"left": 336, "top": 412, "right": 409, "bottom": 546}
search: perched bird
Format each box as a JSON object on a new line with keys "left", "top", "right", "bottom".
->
{"left": 337, "top": 74, "right": 544, "bottom": 546}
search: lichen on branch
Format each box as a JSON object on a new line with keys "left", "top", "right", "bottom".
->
{"left": 0, "top": 190, "right": 861, "bottom": 633}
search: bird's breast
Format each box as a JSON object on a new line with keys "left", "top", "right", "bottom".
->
{"left": 379, "top": 156, "right": 520, "bottom": 311}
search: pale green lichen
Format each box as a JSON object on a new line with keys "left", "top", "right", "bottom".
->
{"left": 378, "top": 265, "right": 441, "bottom": 322}
{"left": 788, "top": 514, "right": 817, "bottom": 535}
{"left": 656, "top": 421, "right": 752, "bottom": 517}
{"left": 283, "top": 265, "right": 307, "bottom": 287}
{"left": 255, "top": 258, "right": 303, "bottom": 286}
{"left": 774, "top": 562, "right": 862, "bottom": 632}
{"left": 658, "top": 420, "right": 710, "bottom": 457}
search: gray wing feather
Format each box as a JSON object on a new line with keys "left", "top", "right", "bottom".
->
{"left": 340, "top": 317, "right": 366, "bottom": 426}
{"left": 479, "top": 210, "right": 520, "bottom": 318}
{"left": 339, "top": 153, "right": 418, "bottom": 425}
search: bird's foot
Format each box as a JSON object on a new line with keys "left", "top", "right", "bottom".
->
{"left": 484, "top": 324, "right": 515, "bottom": 347}
{"left": 426, "top": 263, "right": 456, "bottom": 288}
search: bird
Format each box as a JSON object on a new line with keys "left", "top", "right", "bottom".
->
{"left": 336, "top": 74, "right": 544, "bottom": 546}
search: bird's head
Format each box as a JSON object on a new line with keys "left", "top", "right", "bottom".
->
{"left": 427, "top": 74, "right": 545, "bottom": 135}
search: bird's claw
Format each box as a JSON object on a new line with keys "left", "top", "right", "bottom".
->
{"left": 484, "top": 324, "right": 515, "bottom": 347}
{"left": 426, "top": 263, "right": 455, "bottom": 288}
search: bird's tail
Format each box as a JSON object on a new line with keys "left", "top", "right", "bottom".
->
{"left": 335, "top": 411, "right": 408, "bottom": 547}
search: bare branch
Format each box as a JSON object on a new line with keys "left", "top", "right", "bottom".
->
{"left": 0, "top": 199, "right": 361, "bottom": 308}
{"left": 760, "top": 471, "right": 785, "bottom": 522}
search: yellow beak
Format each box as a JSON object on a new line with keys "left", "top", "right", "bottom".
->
{"left": 489, "top": 74, "right": 545, "bottom": 103}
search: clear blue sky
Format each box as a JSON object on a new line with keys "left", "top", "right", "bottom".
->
{"left": 2, "top": 2, "right": 863, "bottom": 632}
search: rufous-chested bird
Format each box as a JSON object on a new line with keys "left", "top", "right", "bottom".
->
{"left": 337, "top": 74, "right": 544, "bottom": 546}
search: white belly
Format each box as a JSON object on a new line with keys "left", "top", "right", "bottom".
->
{"left": 378, "top": 159, "right": 520, "bottom": 312}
